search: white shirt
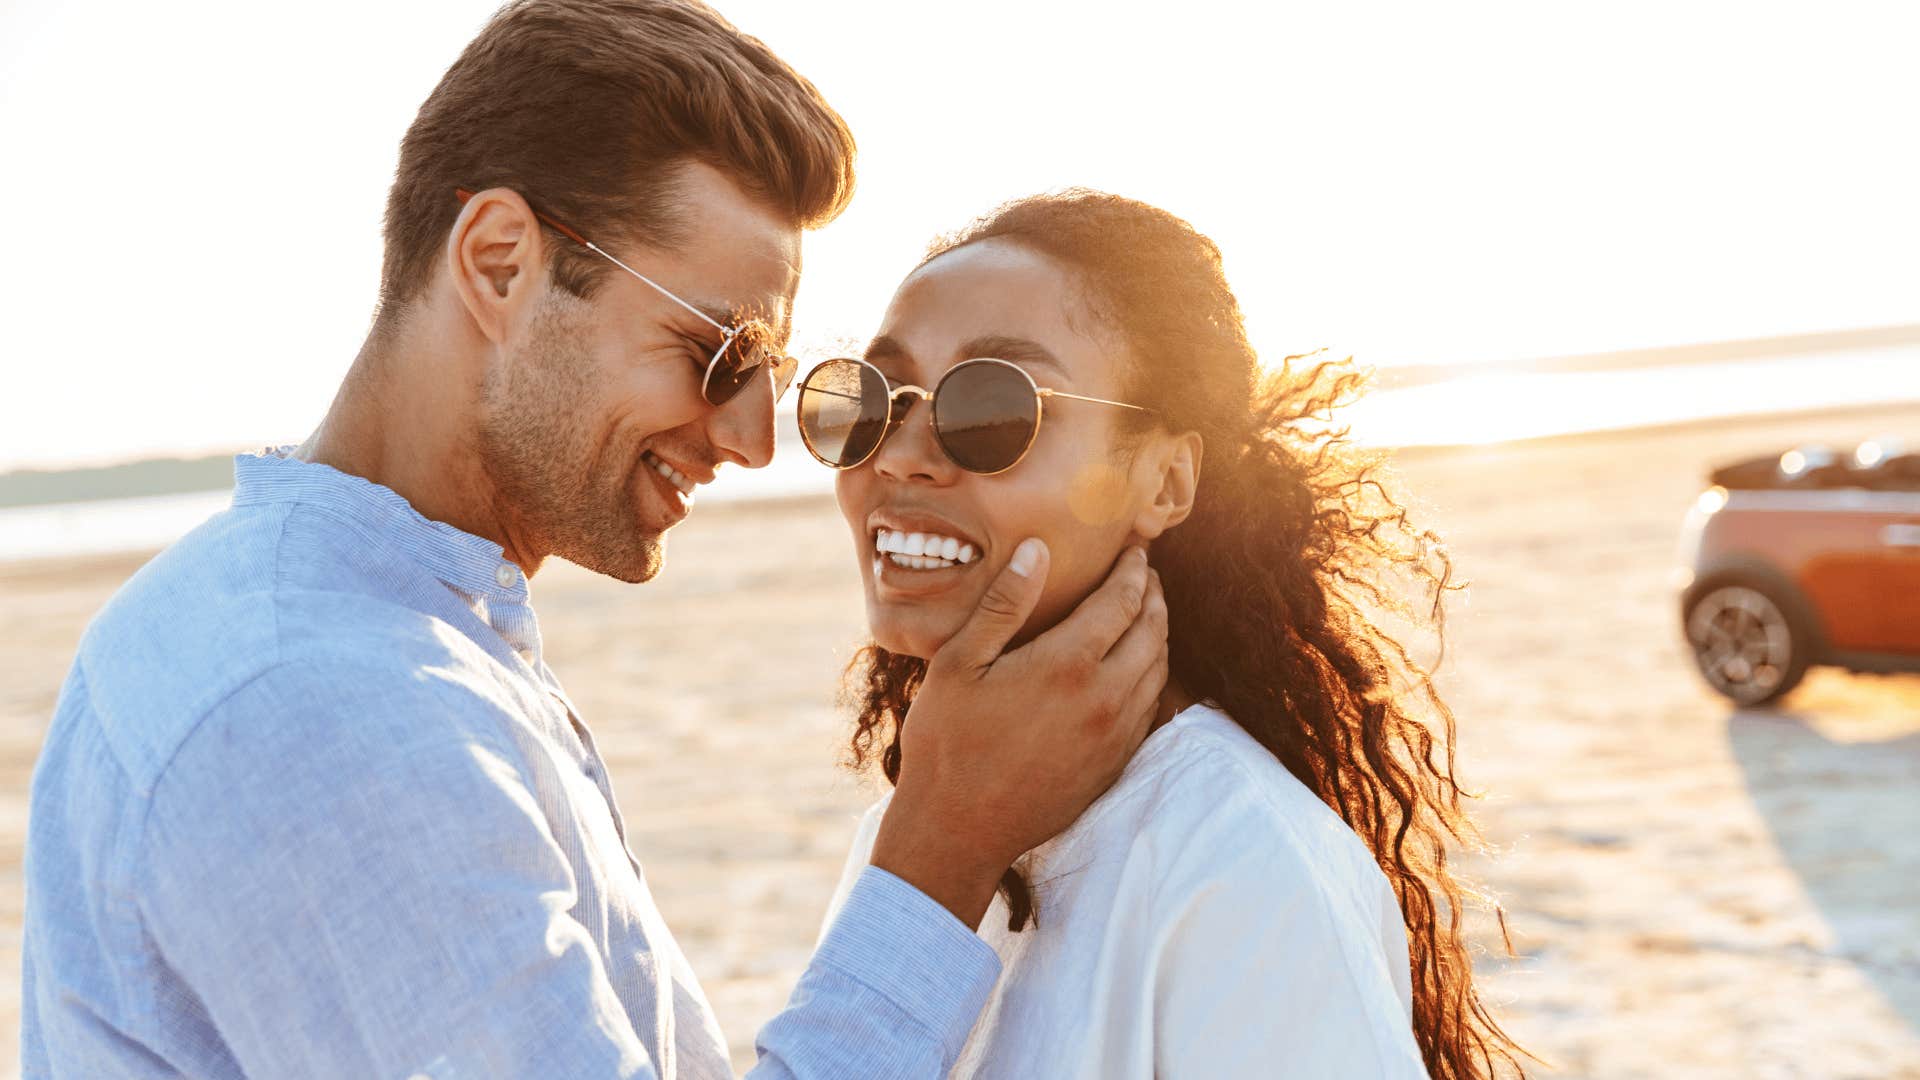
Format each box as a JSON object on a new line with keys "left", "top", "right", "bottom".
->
{"left": 822, "top": 703, "right": 1428, "bottom": 1079}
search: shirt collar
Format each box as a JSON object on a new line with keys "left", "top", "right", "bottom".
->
{"left": 231, "top": 448, "right": 530, "bottom": 603}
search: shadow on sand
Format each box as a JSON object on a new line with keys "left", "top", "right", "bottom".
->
{"left": 1728, "top": 707, "right": 1920, "bottom": 1032}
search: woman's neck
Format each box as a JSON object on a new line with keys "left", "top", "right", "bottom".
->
{"left": 1151, "top": 675, "right": 1198, "bottom": 735}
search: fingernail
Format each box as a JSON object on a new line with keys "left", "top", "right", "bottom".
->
{"left": 1009, "top": 538, "right": 1043, "bottom": 577}
{"left": 1132, "top": 546, "right": 1149, "bottom": 565}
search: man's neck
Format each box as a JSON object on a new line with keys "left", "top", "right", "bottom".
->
{"left": 297, "top": 321, "right": 545, "bottom": 574}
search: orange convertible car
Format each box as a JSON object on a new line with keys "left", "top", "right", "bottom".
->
{"left": 1677, "top": 439, "right": 1920, "bottom": 706}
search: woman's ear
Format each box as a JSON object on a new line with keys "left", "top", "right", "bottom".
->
{"left": 1132, "top": 431, "right": 1203, "bottom": 540}
{"left": 446, "top": 187, "right": 548, "bottom": 345}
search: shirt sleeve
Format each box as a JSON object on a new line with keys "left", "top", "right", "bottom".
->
{"left": 1149, "top": 781, "right": 1429, "bottom": 1079}
{"left": 756, "top": 865, "right": 1000, "bottom": 1078}
{"left": 750, "top": 795, "right": 1002, "bottom": 1077}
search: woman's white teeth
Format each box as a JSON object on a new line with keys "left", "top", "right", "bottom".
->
{"left": 642, "top": 450, "right": 695, "bottom": 497}
{"left": 873, "top": 528, "right": 977, "bottom": 567}
{"left": 887, "top": 554, "right": 948, "bottom": 570}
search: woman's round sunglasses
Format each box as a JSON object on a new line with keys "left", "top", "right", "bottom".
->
{"left": 796, "top": 356, "right": 1156, "bottom": 476}
{"left": 455, "top": 188, "right": 796, "bottom": 407}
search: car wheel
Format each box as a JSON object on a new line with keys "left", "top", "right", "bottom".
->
{"left": 1684, "top": 581, "right": 1812, "bottom": 707}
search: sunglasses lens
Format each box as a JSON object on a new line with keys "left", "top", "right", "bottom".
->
{"left": 797, "top": 359, "right": 890, "bottom": 467}
{"left": 703, "top": 332, "right": 765, "bottom": 406}
{"left": 934, "top": 361, "right": 1039, "bottom": 473}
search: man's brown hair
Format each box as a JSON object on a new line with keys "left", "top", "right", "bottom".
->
{"left": 376, "top": 0, "right": 855, "bottom": 329}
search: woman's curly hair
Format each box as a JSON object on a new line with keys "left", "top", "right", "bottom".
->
{"left": 843, "top": 190, "right": 1530, "bottom": 1079}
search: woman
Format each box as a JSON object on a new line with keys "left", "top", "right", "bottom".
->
{"left": 803, "top": 191, "right": 1528, "bottom": 1078}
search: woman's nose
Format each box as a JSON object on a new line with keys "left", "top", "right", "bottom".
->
{"left": 871, "top": 395, "right": 954, "bottom": 483}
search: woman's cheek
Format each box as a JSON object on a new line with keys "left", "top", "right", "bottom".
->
{"left": 1065, "top": 460, "right": 1135, "bottom": 527}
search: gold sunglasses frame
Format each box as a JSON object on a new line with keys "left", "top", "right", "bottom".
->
{"left": 796, "top": 356, "right": 1156, "bottom": 476}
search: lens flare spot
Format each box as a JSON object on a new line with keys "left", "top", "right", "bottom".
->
{"left": 1067, "top": 462, "right": 1132, "bottom": 526}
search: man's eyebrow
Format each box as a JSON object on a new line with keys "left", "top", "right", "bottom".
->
{"left": 681, "top": 299, "right": 791, "bottom": 350}
{"left": 661, "top": 304, "right": 729, "bottom": 349}
{"left": 959, "top": 335, "right": 1068, "bottom": 377}
{"left": 760, "top": 309, "right": 794, "bottom": 351}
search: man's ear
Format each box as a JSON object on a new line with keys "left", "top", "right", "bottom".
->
{"left": 1132, "top": 431, "right": 1203, "bottom": 541}
{"left": 446, "top": 187, "right": 547, "bottom": 345}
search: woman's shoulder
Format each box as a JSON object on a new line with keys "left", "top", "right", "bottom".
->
{"left": 847, "top": 789, "right": 893, "bottom": 856}
{"left": 1081, "top": 703, "right": 1390, "bottom": 906}
{"left": 1093, "top": 702, "right": 1327, "bottom": 829}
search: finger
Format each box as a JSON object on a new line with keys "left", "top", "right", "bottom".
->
{"left": 1084, "top": 601, "right": 1165, "bottom": 794}
{"left": 1105, "top": 565, "right": 1166, "bottom": 663}
{"left": 1100, "top": 569, "right": 1168, "bottom": 707}
{"left": 1018, "top": 545, "right": 1149, "bottom": 671}
{"left": 933, "top": 537, "right": 1050, "bottom": 672}
{"left": 1117, "top": 614, "right": 1169, "bottom": 740}
{"left": 1106, "top": 601, "right": 1168, "bottom": 753}
{"left": 1101, "top": 668, "right": 1164, "bottom": 778}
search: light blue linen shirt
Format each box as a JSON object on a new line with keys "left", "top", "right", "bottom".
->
{"left": 22, "top": 450, "right": 1000, "bottom": 1079}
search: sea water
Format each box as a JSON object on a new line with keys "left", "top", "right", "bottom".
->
{"left": 3, "top": 350, "right": 1915, "bottom": 564}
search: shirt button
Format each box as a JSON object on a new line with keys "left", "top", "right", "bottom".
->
{"left": 495, "top": 562, "right": 517, "bottom": 588}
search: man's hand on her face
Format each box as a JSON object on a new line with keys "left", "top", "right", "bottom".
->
{"left": 870, "top": 539, "right": 1169, "bottom": 928}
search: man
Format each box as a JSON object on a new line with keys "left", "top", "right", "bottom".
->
{"left": 20, "top": 2, "right": 1168, "bottom": 1077}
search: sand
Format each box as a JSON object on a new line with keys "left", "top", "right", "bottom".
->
{"left": 2, "top": 404, "right": 1917, "bottom": 1078}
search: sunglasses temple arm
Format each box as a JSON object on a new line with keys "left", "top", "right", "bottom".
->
{"left": 1039, "top": 389, "right": 1157, "bottom": 414}
{"left": 577, "top": 243, "right": 732, "bottom": 336}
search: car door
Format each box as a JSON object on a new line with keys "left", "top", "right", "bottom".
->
{"left": 1795, "top": 483, "right": 1920, "bottom": 657}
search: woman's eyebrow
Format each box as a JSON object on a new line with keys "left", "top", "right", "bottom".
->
{"left": 959, "top": 335, "right": 1067, "bottom": 377}
{"left": 863, "top": 334, "right": 913, "bottom": 368}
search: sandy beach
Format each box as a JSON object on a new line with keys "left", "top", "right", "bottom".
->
{"left": 3, "top": 403, "right": 1917, "bottom": 1078}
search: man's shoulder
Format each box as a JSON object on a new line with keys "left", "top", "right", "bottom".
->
{"left": 69, "top": 501, "right": 508, "bottom": 794}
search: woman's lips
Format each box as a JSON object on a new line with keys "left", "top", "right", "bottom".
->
{"left": 863, "top": 511, "right": 987, "bottom": 597}
{"left": 868, "top": 528, "right": 986, "bottom": 596}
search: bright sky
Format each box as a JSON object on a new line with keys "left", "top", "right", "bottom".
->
{"left": 3, "top": 1, "right": 1916, "bottom": 471}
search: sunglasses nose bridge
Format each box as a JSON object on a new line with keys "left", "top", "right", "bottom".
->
{"left": 886, "top": 386, "right": 932, "bottom": 432}
{"left": 867, "top": 386, "right": 953, "bottom": 478}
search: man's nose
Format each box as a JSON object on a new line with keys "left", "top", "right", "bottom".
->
{"left": 706, "top": 377, "right": 777, "bottom": 468}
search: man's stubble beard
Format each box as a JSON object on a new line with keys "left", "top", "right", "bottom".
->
{"left": 476, "top": 294, "right": 664, "bottom": 584}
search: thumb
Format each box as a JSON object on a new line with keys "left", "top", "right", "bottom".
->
{"left": 936, "top": 537, "right": 1049, "bottom": 672}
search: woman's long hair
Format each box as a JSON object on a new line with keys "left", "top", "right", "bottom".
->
{"left": 843, "top": 191, "right": 1530, "bottom": 1078}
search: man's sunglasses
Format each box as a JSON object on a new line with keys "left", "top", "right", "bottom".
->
{"left": 795, "top": 356, "right": 1156, "bottom": 476}
{"left": 454, "top": 189, "right": 797, "bottom": 407}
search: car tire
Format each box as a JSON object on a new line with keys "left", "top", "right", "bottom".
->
{"left": 1682, "top": 576, "right": 1816, "bottom": 707}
